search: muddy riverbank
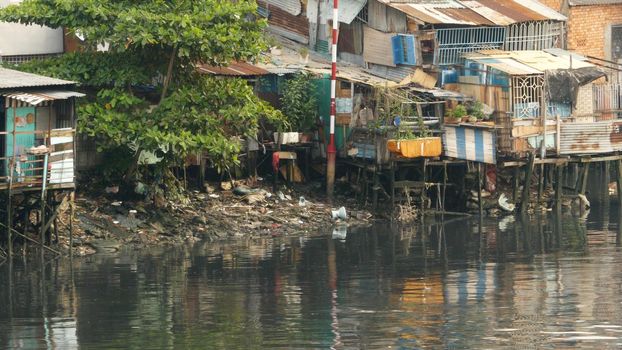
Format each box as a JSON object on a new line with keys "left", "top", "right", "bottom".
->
{"left": 59, "top": 179, "right": 378, "bottom": 256}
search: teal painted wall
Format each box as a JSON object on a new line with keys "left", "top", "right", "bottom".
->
{"left": 6, "top": 107, "right": 36, "bottom": 176}
{"left": 6, "top": 107, "right": 36, "bottom": 158}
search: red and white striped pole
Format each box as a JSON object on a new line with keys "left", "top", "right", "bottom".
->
{"left": 326, "top": 0, "right": 339, "bottom": 199}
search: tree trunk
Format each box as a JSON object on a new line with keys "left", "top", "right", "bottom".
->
{"left": 159, "top": 45, "right": 178, "bottom": 104}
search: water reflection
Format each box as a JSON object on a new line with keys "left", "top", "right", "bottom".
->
{"left": 2, "top": 208, "right": 622, "bottom": 349}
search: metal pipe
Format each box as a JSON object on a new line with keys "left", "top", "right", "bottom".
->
{"left": 326, "top": 0, "right": 339, "bottom": 200}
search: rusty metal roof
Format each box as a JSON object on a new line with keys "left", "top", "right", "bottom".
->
{"left": 197, "top": 62, "right": 270, "bottom": 76}
{"left": 0, "top": 68, "right": 75, "bottom": 89}
{"left": 379, "top": 0, "right": 566, "bottom": 25}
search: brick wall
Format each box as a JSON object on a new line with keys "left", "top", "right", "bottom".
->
{"left": 567, "top": 5, "right": 622, "bottom": 60}
{"left": 574, "top": 84, "right": 594, "bottom": 117}
{"left": 538, "top": 0, "right": 563, "bottom": 11}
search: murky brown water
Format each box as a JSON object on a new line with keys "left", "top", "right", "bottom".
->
{"left": 2, "top": 204, "right": 622, "bottom": 349}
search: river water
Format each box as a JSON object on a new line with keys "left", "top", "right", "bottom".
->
{"left": 2, "top": 204, "right": 622, "bottom": 349}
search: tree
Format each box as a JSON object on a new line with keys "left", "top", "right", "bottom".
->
{"left": 0, "top": 0, "right": 285, "bottom": 196}
{"left": 280, "top": 72, "right": 319, "bottom": 132}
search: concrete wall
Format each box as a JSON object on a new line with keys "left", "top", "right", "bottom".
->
{"left": 0, "top": 0, "right": 63, "bottom": 56}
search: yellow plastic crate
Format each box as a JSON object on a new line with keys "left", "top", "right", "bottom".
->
{"left": 387, "top": 137, "right": 442, "bottom": 158}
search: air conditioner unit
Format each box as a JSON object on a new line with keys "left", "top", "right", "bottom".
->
{"left": 392, "top": 34, "right": 416, "bottom": 66}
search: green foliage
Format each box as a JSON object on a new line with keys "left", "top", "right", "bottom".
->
{"left": 451, "top": 105, "right": 467, "bottom": 119}
{"left": 0, "top": 0, "right": 287, "bottom": 194}
{"left": 0, "top": 0, "right": 267, "bottom": 65}
{"left": 280, "top": 72, "right": 319, "bottom": 132}
{"left": 78, "top": 76, "right": 285, "bottom": 171}
{"left": 469, "top": 101, "right": 485, "bottom": 120}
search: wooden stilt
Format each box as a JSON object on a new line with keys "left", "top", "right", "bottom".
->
{"left": 580, "top": 163, "right": 589, "bottom": 195}
{"left": 537, "top": 163, "right": 544, "bottom": 205}
{"left": 6, "top": 159, "right": 15, "bottom": 259}
{"left": 372, "top": 166, "right": 379, "bottom": 210}
{"left": 39, "top": 154, "right": 49, "bottom": 250}
{"left": 555, "top": 165, "right": 563, "bottom": 208}
{"left": 53, "top": 217, "right": 59, "bottom": 244}
{"left": 520, "top": 152, "right": 535, "bottom": 213}
{"left": 477, "top": 163, "right": 483, "bottom": 217}
{"left": 442, "top": 162, "right": 448, "bottom": 212}
{"left": 603, "top": 161, "right": 610, "bottom": 203}
{"left": 390, "top": 162, "right": 396, "bottom": 209}
{"left": 421, "top": 159, "right": 427, "bottom": 209}
{"left": 513, "top": 166, "right": 520, "bottom": 203}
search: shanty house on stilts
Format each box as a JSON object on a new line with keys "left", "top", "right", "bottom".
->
{"left": 0, "top": 67, "right": 84, "bottom": 258}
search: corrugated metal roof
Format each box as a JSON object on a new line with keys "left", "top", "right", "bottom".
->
{"left": 263, "top": 0, "right": 302, "bottom": 16}
{"left": 327, "top": 0, "right": 367, "bottom": 24}
{"left": 1, "top": 90, "right": 85, "bottom": 105}
{"left": 464, "top": 50, "right": 596, "bottom": 75}
{"left": 472, "top": 57, "right": 543, "bottom": 75}
{"left": 379, "top": 0, "right": 566, "bottom": 25}
{"left": 569, "top": 0, "right": 622, "bottom": 5}
{"left": 198, "top": 62, "right": 270, "bottom": 76}
{"left": 0, "top": 68, "right": 74, "bottom": 89}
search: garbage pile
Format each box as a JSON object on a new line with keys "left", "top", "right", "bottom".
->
{"left": 61, "top": 179, "right": 375, "bottom": 255}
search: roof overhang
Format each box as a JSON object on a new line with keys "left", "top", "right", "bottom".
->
{"left": 1, "top": 90, "right": 86, "bottom": 106}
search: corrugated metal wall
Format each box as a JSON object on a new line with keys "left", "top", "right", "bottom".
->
{"left": 367, "top": 0, "right": 407, "bottom": 33}
{"left": 259, "top": 0, "right": 309, "bottom": 43}
{"left": 443, "top": 125, "right": 497, "bottom": 164}
{"left": 264, "top": 0, "right": 302, "bottom": 16}
{"left": 559, "top": 120, "right": 622, "bottom": 155}
{"left": 594, "top": 83, "right": 622, "bottom": 120}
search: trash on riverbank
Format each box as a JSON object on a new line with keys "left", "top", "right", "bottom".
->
{"left": 60, "top": 179, "right": 376, "bottom": 255}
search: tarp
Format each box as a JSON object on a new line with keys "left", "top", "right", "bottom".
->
{"left": 546, "top": 67, "right": 606, "bottom": 107}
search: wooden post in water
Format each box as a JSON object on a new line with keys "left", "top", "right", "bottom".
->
{"left": 372, "top": 166, "right": 379, "bottom": 210}
{"left": 390, "top": 162, "right": 396, "bottom": 209}
{"left": 580, "top": 163, "right": 590, "bottom": 195}
{"left": 555, "top": 165, "right": 563, "bottom": 209}
{"left": 513, "top": 166, "right": 520, "bottom": 202}
{"left": 537, "top": 164, "right": 545, "bottom": 205}
{"left": 442, "top": 162, "right": 448, "bottom": 212}
{"left": 39, "top": 154, "right": 49, "bottom": 250}
{"left": 603, "top": 161, "right": 610, "bottom": 203}
{"left": 477, "top": 163, "right": 483, "bottom": 217}
{"left": 521, "top": 152, "right": 535, "bottom": 214}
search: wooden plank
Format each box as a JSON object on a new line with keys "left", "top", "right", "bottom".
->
{"left": 579, "top": 154, "right": 622, "bottom": 163}
{"left": 503, "top": 157, "right": 569, "bottom": 167}
{"left": 512, "top": 124, "right": 557, "bottom": 138}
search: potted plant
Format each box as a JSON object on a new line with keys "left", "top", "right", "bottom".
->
{"left": 452, "top": 104, "right": 467, "bottom": 123}
{"left": 468, "top": 101, "right": 484, "bottom": 123}
{"left": 387, "top": 120, "right": 442, "bottom": 158}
